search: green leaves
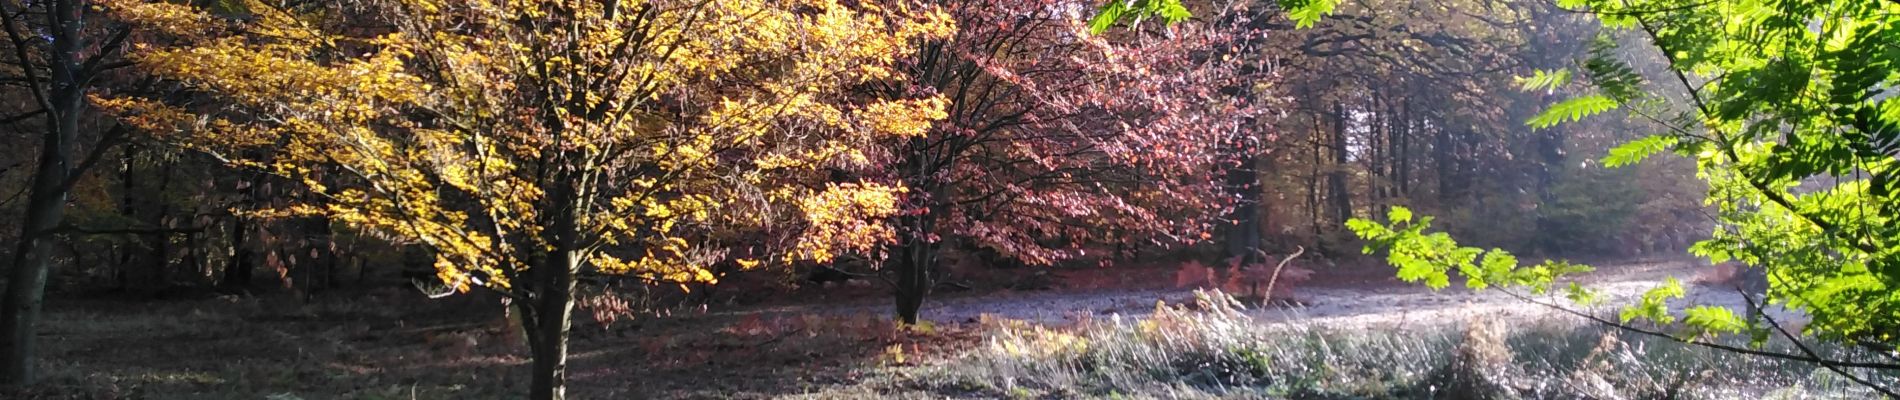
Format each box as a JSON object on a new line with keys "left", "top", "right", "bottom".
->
{"left": 1349, "top": 209, "right": 1802, "bottom": 343}
{"left": 1683, "top": 306, "right": 1746, "bottom": 334}
{"left": 1565, "top": 282, "right": 1599, "bottom": 305}
{"left": 1088, "top": 0, "right": 1193, "bottom": 35}
{"left": 1277, "top": 0, "right": 1338, "bottom": 29}
{"left": 1527, "top": 95, "right": 1618, "bottom": 130}
{"left": 1387, "top": 206, "right": 1412, "bottom": 224}
{"left": 1087, "top": 5, "right": 1123, "bottom": 35}
{"left": 1347, "top": 207, "right": 1596, "bottom": 297}
{"left": 1602, "top": 135, "right": 1678, "bottom": 168}
{"left": 1620, "top": 277, "right": 1685, "bottom": 324}
{"left": 1515, "top": 69, "right": 1573, "bottom": 94}
{"left": 1581, "top": 35, "right": 1645, "bottom": 102}
{"left": 1474, "top": 251, "right": 1517, "bottom": 290}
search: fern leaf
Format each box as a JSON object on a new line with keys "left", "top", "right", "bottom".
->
{"left": 1528, "top": 95, "right": 1618, "bottom": 129}
{"left": 1602, "top": 135, "right": 1677, "bottom": 168}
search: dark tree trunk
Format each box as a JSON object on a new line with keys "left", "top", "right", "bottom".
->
{"left": 1, "top": 0, "right": 86, "bottom": 384}
{"left": 0, "top": 130, "right": 69, "bottom": 386}
{"left": 1459, "top": 127, "right": 1482, "bottom": 206}
{"left": 1223, "top": 151, "right": 1261, "bottom": 265}
{"left": 1327, "top": 103, "right": 1353, "bottom": 224}
{"left": 1534, "top": 125, "right": 1565, "bottom": 201}
{"left": 1434, "top": 118, "right": 1457, "bottom": 204}
{"left": 893, "top": 213, "right": 935, "bottom": 325}
{"left": 137, "top": 160, "right": 176, "bottom": 289}
{"left": 223, "top": 175, "right": 257, "bottom": 289}
{"left": 1258, "top": 153, "right": 1277, "bottom": 239}
{"left": 1396, "top": 101, "right": 1411, "bottom": 197}
{"left": 114, "top": 144, "right": 138, "bottom": 289}
{"left": 1306, "top": 114, "right": 1323, "bottom": 234}
{"left": 183, "top": 230, "right": 201, "bottom": 284}
{"left": 290, "top": 214, "right": 333, "bottom": 296}
{"left": 524, "top": 253, "right": 576, "bottom": 400}
{"left": 1, "top": 0, "right": 85, "bottom": 385}
{"left": 223, "top": 217, "right": 253, "bottom": 289}
{"left": 522, "top": 176, "right": 581, "bottom": 400}
{"left": 1368, "top": 100, "right": 1386, "bottom": 217}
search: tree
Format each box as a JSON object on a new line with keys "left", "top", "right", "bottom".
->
{"left": 1337, "top": 0, "right": 1900, "bottom": 392}
{"left": 1216, "top": 0, "right": 1563, "bottom": 252}
{"left": 102, "top": 0, "right": 953, "bottom": 398}
{"left": 1535, "top": 0, "right": 1900, "bottom": 351}
{"left": 869, "top": 0, "right": 1269, "bottom": 323}
{"left": 0, "top": 0, "right": 144, "bottom": 385}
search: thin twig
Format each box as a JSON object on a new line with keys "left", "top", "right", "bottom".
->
{"left": 1497, "top": 288, "right": 1900, "bottom": 370}
{"left": 1739, "top": 288, "right": 1900, "bottom": 398}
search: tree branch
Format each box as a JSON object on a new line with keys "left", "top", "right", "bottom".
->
{"left": 1497, "top": 288, "right": 1900, "bottom": 370}
{"left": 1742, "top": 289, "right": 1900, "bottom": 397}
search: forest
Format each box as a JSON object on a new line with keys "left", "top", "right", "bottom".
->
{"left": 0, "top": 0, "right": 1895, "bottom": 398}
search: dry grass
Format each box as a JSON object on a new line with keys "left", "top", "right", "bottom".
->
{"left": 14, "top": 288, "right": 977, "bottom": 400}
{"left": 16, "top": 288, "right": 1895, "bottom": 399}
{"left": 889, "top": 290, "right": 1891, "bottom": 400}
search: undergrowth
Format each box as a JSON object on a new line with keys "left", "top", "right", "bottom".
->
{"left": 903, "top": 290, "right": 1889, "bottom": 399}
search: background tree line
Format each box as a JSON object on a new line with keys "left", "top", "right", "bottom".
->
{"left": 0, "top": 0, "right": 1732, "bottom": 398}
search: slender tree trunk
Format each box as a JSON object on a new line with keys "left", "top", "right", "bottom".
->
{"left": 115, "top": 144, "right": 137, "bottom": 289}
{"left": 1306, "top": 115, "right": 1322, "bottom": 235}
{"left": 183, "top": 229, "right": 201, "bottom": 285}
{"left": 140, "top": 160, "right": 175, "bottom": 289}
{"left": 223, "top": 216, "right": 253, "bottom": 289}
{"left": 1, "top": 0, "right": 84, "bottom": 385}
{"left": 1327, "top": 103, "right": 1353, "bottom": 225}
{"left": 1258, "top": 152, "right": 1277, "bottom": 238}
{"left": 1224, "top": 151, "right": 1261, "bottom": 265}
{"left": 1460, "top": 128, "right": 1482, "bottom": 207}
{"left": 223, "top": 175, "right": 257, "bottom": 290}
{"left": 1396, "top": 101, "right": 1411, "bottom": 197}
{"left": 1368, "top": 101, "right": 1385, "bottom": 217}
{"left": 1434, "top": 118, "right": 1456, "bottom": 204}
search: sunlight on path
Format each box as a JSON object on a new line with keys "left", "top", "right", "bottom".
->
{"left": 797, "top": 259, "right": 1807, "bottom": 331}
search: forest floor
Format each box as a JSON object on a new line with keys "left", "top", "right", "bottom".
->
{"left": 14, "top": 256, "right": 1855, "bottom": 399}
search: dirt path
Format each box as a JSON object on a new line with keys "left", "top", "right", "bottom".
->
{"left": 763, "top": 259, "right": 1805, "bottom": 329}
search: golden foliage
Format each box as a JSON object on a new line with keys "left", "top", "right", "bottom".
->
{"left": 108, "top": 0, "right": 956, "bottom": 292}
{"left": 789, "top": 183, "right": 909, "bottom": 263}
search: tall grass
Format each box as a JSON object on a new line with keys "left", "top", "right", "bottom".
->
{"left": 906, "top": 290, "right": 1887, "bottom": 399}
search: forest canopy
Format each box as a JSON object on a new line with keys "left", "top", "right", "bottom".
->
{"left": 0, "top": 0, "right": 1892, "bottom": 398}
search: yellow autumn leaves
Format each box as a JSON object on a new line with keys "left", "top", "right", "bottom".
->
{"left": 102, "top": 0, "right": 958, "bottom": 292}
{"left": 862, "top": 97, "right": 952, "bottom": 138}
{"left": 789, "top": 183, "right": 911, "bottom": 264}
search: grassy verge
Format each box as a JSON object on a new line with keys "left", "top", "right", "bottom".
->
{"left": 892, "top": 290, "right": 1890, "bottom": 400}
{"left": 20, "top": 289, "right": 1895, "bottom": 399}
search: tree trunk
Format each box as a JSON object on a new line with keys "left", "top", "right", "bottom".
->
{"left": 223, "top": 175, "right": 257, "bottom": 290}
{"left": 522, "top": 173, "right": 581, "bottom": 400}
{"left": 1396, "top": 101, "right": 1411, "bottom": 197}
{"left": 893, "top": 213, "right": 934, "bottom": 325}
{"left": 140, "top": 160, "right": 175, "bottom": 289}
{"left": 1368, "top": 101, "right": 1385, "bottom": 217}
{"left": 1306, "top": 114, "right": 1323, "bottom": 235}
{"left": 525, "top": 256, "right": 575, "bottom": 400}
{"left": 1434, "top": 117, "right": 1457, "bottom": 204}
{"left": 223, "top": 217, "right": 253, "bottom": 289}
{"left": 115, "top": 144, "right": 137, "bottom": 289}
{"left": 1258, "top": 152, "right": 1278, "bottom": 239}
{"left": 0, "top": 139, "right": 69, "bottom": 386}
{"left": 1328, "top": 103, "right": 1353, "bottom": 224}
{"left": 1224, "top": 151, "right": 1261, "bottom": 265}
{"left": 1, "top": 0, "right": 84, "bottom": 385}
